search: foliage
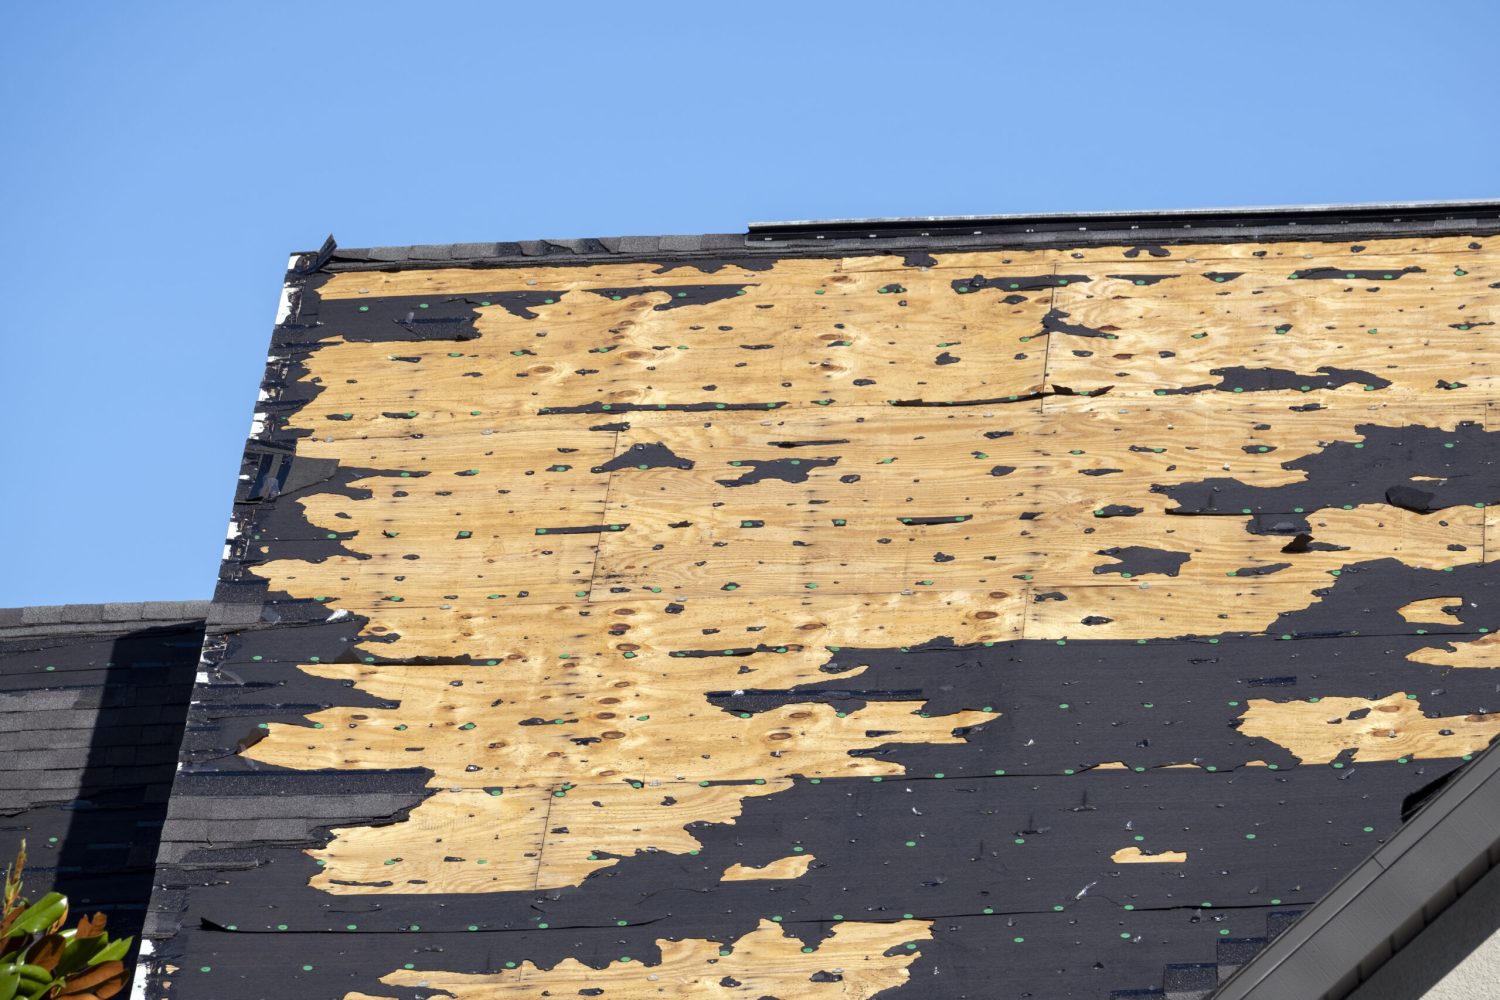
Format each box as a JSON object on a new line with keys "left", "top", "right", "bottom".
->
{"left": 1, "top": 842, "right": 129, "bottom": 1000}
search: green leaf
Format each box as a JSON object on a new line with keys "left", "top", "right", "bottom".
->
{"left": 54, "top": 936, "right": 105, "bottom": 978}
{"left": 0, "top": 966, "right": 20, "bottom": 1000}
{"left": 12, "top": 963, "right": 52, "bottom": 1000}
{"left": 84, "top": 938, "right": 128, "bottom": 967}
{"left": 8, "top": 897, "right": 65, "bottom": 937}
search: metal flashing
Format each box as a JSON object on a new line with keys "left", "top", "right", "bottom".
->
{"left": 307, "top": 200, "right": 1500, "bottom": 273}
{"left": 750, "top": 198, "right": 1500, "bottom": 231}
{"left": 1212, "top": 738, "right": 1500, "bottom": 999}
{"left": 749, "top": 200, "right": 1500, "bottom": 244}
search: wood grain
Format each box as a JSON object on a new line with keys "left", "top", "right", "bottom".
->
{"left": 1237, "top": 693, "right": 1500, "bottom": 764}
{"left": 1405, "top": 631, "right": 1500, "bottom": 668}
{"left": 360, "top": 918, "right": 931, "bottom": 999}
{"left": 722, "top": 854, "right": 816, "bottom": 881}
{"left": 1111, "top": 846, "right": 1187, "bottom": 864}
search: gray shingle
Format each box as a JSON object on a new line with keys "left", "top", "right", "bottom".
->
{"left": 166, "top": 793, "right": 416, "bottom": 821}
{"left": 446, "top": 242, "right": 502, "bottom": 259}
{"left": 4, "top": 748, "right": 95, "bottom": 770}
{"left": 617, "top": 236, "right": 660, "bottom": 254}
{"left": 158, "top": 820, "right": 210, "bottom": 843}
{"left": 547, "top": 238, "right": 603, "bottom": 254}
{"left": 0, "top": 689, "right": 86, "bottom": 711}
{"left": 206, "top": 602, "right": 261, "bottom": 626}
{"left": 0, "top": 709, "right": 117, "bottom": 730}
{"left": 702, "top": 233, "right": 747, "bottom": 250}
{"left": 139, "top": 601, "right": 210, "bottom": 621}
{"left": 150, "top": 843, "right": 195, "bottom": 865}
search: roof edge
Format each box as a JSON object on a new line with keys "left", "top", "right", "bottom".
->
{"left": 1211, "top": 738, "right": 1500, "bottom": 999}
{"left": 0, "top": 601, "right": 213, "bottom": 635}
{"left": 749, "top": 198, "right": 1500, "bottom": 230}
{"left": 747, "top": 199, "right": 1500, "bottom": 243}
{"left": 308, "top": 199, "right": 1500, "bottom": 273}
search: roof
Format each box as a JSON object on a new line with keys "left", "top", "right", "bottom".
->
{"left": 138, "top": 203, "right": 1500, "bottom": 999}
{"left": 1, "top": 603, "right": 208, "bottom": 971}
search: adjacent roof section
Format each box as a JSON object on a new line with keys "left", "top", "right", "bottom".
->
{"left": 1, "top": 603, "right": 208, "bottom": 968}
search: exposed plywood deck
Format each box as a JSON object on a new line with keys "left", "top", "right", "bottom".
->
{"left": 147, "top": 231, "right": 1500, "bottom": 1000}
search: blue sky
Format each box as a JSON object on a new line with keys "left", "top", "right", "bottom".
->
{"left": 2, "top": 2, "right": 1496, "bottom": 606}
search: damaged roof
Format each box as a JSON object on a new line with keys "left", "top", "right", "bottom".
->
{"left": 141, "top": 201, "right": 1500, "bottom": 999}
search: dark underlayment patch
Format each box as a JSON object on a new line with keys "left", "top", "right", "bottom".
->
{"left": 1160, "top": 422, "right": 1499, "bottom": 515}
{"left": 1154, "top": 365, "right": 1392, "bottom": 396}
{"left": 591, "top": 441, "right": 696, "bottom": 472}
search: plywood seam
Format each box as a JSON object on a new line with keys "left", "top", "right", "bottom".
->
{"left": 1039, "top": 261, "right": 1076, "bottom": 416}
{"left": 1020, "top": 580, "right": 1033, "bottom": 641}
{"left": 1039, "top": 262, "right": 1060, "bottom": 406}
{"left": 586, "top": 428, "right": 622, "bottom": 598}
{"left": 1485, "top": 400, "right": 1493, "bottom": 568}
{"left": 532, "top": 789, "right": 556, "bottom": 892}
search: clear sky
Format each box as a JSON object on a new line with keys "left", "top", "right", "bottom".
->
{"left": 2, "top": 2, "right": 1496, "bottom": 606}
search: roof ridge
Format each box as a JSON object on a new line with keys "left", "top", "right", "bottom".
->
{"left": 306, "top": 200, "right": 1500, "bottom": 271}
{"left": 0, "top": 600, "right": 213, "bottom": 631}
